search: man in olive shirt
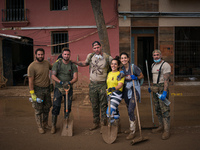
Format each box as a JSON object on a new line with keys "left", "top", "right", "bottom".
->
{"left": 28, "top": 48, "right": 52, "bottom": 134}
{"left": 51, "top": 48, "right": 78, "bottom": 134}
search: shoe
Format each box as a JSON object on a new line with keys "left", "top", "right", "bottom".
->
{"left": 51, "top": 126, "right": 56, "bottom": 134}
{"left": 38, "top": 127, "right": 45, "bottom": 134}
{"left": 152, "top": 126, "right": 164, "bottom": 133}
{"left": 126, "top": 132, "right": 135, "bottom": 140}
{"left": 162, "top": 131, "right": 170, "bottom": 140}
{"left": 89, "top": 123, "right": 99, "bottom": 131}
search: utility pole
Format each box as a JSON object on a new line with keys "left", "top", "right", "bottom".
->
{"left": 90, "top": 0, "right": 110, "bottom": 55}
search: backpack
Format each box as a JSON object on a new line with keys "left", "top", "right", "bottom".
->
{"left": 88, "top": 52, "right": 111, "bottom": 73}
{"left": 131, "top": 64, "right": 144, "bottom": 86}
{"left": 57, "top": 58, "right": 73, "bottom": 80}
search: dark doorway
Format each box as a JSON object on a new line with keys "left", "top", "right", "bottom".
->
{"left": 2, "top": 37, "right": 33, "bottom": 86}
{"left": 137, "top": 37, "right": 154, "bottom": 82}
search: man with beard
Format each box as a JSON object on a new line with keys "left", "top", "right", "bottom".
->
{"left": 28, "top": 48, "right": 52, "bottom": 134}
{"left": 51, "top": 48, "right": 78, "bottom": 134}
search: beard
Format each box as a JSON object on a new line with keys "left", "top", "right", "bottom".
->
{"left": 36, "top": 57, "right": 44, "bottom": 62}
{"left": 63, "top": 57, "right": 69, "bottom": 61}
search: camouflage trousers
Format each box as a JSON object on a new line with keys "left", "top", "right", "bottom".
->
{"left": 32, "top": 85, "right": 52, "bottom": 122}
{"left": 89, "top": 81, "right": 107, "bottom": 124}
{"left": 152, "top": 83, "right": 170, "bottom": 120}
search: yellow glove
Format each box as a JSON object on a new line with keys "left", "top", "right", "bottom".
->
{"left": 30, "top": 90, "right": 37, "bottom": 102}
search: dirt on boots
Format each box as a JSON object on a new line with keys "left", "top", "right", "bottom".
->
{"left": 51, "top": 115, "right": 57, "bottom": 134}
{"left": 89, "top": 123, "right": 100, "bottom": 131}
{"left": 162, "top": 117, "right": 170, "bottom": 140}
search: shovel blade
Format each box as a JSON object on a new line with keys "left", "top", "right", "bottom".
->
{"left": 61, "top": 118, "right": 73, "bottom": 136}
{"left": 102, "top": 125, "right": 118, "bottom": 144}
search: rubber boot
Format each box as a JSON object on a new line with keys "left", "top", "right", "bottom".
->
{"left": 51, "top": 115, "right": 57, "bottom": 134}
{"left": 152, "top": 116, "right": 164, "bottom": 133}
{"left": 35, "top": 114, "right": 45, "bottom": 134}
{"left": 126, "top": 119, "right": 136, "bottom": 140}
{"left": 43, "top": 113, "right": 51, "bottom": 129}
{"left": 162, "top": 117, "right": 170, "bottom": 140}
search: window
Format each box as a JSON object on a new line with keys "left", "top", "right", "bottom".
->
{"left": 175, "top": 27, "right": 200, "bottom": 81}
{"left": 3, "top": 0, "right": 26, "bottom": 21}
{"left": 52, "top": 32, "right": 69, "bottom": 54}
{"left": 50, "top": 0, "right": 68, "bottom": 11}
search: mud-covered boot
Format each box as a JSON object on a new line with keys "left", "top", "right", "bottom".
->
{"left": 89, "top": 123, "right": 100, "bottom": 131}
{"left": 35, "top": 114, "right": 45, "bottom": 134}
{"left": 152, "top": 116, "right": 164, "bottom": 133}
{"left": 51, "top": 115, "right": 57, "bottom": 134}
{"left": 43, "top": 113, "right": 51, "bottom": 129}
{"left": 126, "top": 119, "right": 136, "bottom": 140}
{"left": 162, "top": 117, "right": 170, "bottom": 140}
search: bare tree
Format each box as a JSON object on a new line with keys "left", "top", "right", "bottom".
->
{"left": 90, "top": 0, "right": 110, "bottom": 55}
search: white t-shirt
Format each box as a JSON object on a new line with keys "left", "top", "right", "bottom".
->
{"left": 152, "top": 61, "right": 171, "bottom": 84}
{"left": 85, "top": 52, "right": 112, "bottom": 82}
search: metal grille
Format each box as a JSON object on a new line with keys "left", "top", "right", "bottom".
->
{"left": 52, "top": 32, "right": 68, "bottom": 54}
{"left": 51, "top": 0, "right": 68, "bottom": 11}
{"left": 175, "top": 40, "right": 200, "bottom": 77}
{"left": 2, "top": 0, "right": 25, "bottom": 21}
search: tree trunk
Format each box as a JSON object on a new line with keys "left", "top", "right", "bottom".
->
{"left": 90, "top": 0, "right": 110, "bottom": 55}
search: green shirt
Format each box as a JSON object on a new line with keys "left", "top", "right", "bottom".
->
{"left": 52, "top": 60, "right": 78, "bottom": 88}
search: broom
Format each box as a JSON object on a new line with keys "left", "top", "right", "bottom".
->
{"left": 130, "top": 66, "right": 148, "bottom": 145}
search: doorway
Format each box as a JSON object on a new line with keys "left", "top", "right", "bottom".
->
{"left": 137, "top": 37, "right": 154, "bottom": 82}
{"left": 2, "top": 37, "right": 33, "bottom": 86}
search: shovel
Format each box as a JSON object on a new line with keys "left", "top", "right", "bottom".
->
{"left": 102, "top": 93, "right": 118, "bottom": 144}
{"left": 130, "top": 66, "right": 148, "bottom": 145}
{"left": 141, "top": 60, "right": 157, "bottom": 130}
{"left": 61, "top": 84, "right": 73, "bottom": 136}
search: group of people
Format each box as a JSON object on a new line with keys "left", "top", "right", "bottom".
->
{"left": 27, "top": 41, "right": 171, "bottom": 141}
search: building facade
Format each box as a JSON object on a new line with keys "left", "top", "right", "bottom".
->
{"left": 0, "top": 0, "right": 119, "bottom": 86}
{"left": 118, "top": 0, "right": 200, "bottom": 84}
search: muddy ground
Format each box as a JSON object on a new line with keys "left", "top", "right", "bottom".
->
{"left": 0, "top": 84, "right": 200, "bottom": 150}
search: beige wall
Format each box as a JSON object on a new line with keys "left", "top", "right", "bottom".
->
{"left": 159, "top": 0, "right": 200, "bottom": 26}
{"left": 118, "top": 0, "right": 130, "bottom": 11}
{"left": 159, "top": 0, "right": 200, "bottom": 12}
{"left": 118, "top": 0, "right": 131, "bottom": 27}
{"left": 159, "top": 18, "right": 200, "bottom": 27}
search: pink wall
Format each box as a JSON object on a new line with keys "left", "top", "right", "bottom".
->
{"left": 0, "top": 0, "right": 119, "bottom": 85}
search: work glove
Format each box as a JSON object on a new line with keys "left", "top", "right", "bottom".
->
{"left": 60, "top": 81, "right": 71, "bottom": 89}
{"left": 30, "top": 90, "right": 37, "bottom": 102}
{"left": 148, "top": 88, "right": 151, "bottom": 93}
{"left": 159, "top": 91, "right": 167, "bottom": 101}
{"left": 107, "top": 87, "right": 116, "bottom": 93}
{"left": 117, "top": 70, "right": 125, "bottom": 81}
{"left": 60, "top": 81, "right": 69, "bottom": 85}
{"left": 130, "top": 75, "right": 138, "bottom": 80}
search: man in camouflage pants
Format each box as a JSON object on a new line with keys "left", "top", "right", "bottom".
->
{"left": 148, "top": 49, "right": 171, "bottom": 140}
{"left": 71, "top": 41, "right": 112, "bottom": 131}
{"left": 28, "top": 48, "right": 52, "bottom": 134}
